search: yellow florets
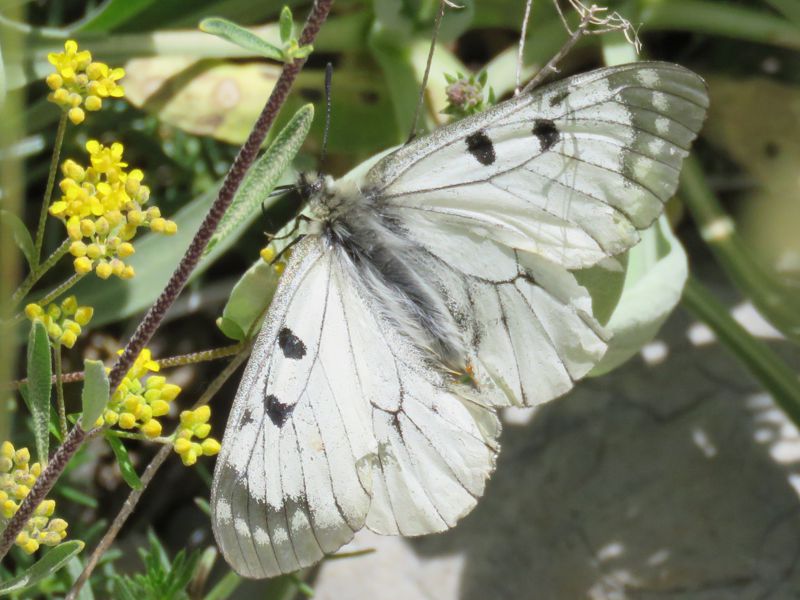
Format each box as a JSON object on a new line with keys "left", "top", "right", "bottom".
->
{"left": 174, "top": 406, "right": 221, "bottom": 466}
{"left": 97, "top": 349, "right": 181, "bottom": 440}
{"left": 0, "top": 442, "right": 68, "bottom": 554}
{"left": 24, "top": 296, "right": 93, "bottom": 349}
{"left": 49, "top": 141, "right": 177, "bottom": 279}
{"left": 47, "top": 40, "right": 125, "bottom": 124}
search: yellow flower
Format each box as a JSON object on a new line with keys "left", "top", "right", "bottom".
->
{"left": 174, "top": 406, "right": 220, "bottom": 466}
{"left": 24, "top": 296, "right": 94, "bottom": 348}
{"left": 49, "top": 141, "right": 177, "bottom": 278}
{"left": 46, "top": 40, "right": 125, "bottom": 123}
{"left": 0, "top": 441, "right": 68, "bottom": 553}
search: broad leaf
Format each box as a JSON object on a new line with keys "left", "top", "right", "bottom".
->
{"left": 217, "top": 258, "right": 280, "bottom": 341}
{"left": 589, "top": 216, "right": 688, "bottom": 376}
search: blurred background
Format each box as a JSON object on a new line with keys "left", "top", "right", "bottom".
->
{"left": 2, "top": 0, "right": 800, "bottom": 598}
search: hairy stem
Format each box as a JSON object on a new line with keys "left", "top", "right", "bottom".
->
{"left": 6, "top": 342, "right": 245, "bottom": 391}
{"left": 9, "top": 238, "right": 71, "bottom": 308}
{"left": 34, "top": 112, "right": 67, "bottom": 267}
{"left": 53, "top": 348, "right": 67, "bottom": 439}
{"left": 0, "top": 0, "right": 334, "bottom": 563}
{"left": 66, "top": 347, "right": 251, "bottom": 600}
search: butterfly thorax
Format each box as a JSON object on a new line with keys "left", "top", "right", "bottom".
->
{"left": 304, "top": 174, "right": 469, "bottom": 372}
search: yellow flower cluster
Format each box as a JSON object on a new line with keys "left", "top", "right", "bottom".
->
{"left": 24, "top": 296, "right": 93, "bottom": 349}
{"left": 97, "top": 350, "right": 180, "bottom": 439}
{"left": 46, "top": 40, "right": 125, "bottom": 125}
{"left": 0, "top": 442, "right": 68, "bottom": 554}
{"left": 174, "top": 406, "right": 221, "bottom": 466}
{"left": 49, "top": 140, "right": 177, "bottom": 279}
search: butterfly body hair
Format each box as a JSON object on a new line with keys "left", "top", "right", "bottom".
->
{"left": 309, "top": 176, "right": 467, "bottom": 370}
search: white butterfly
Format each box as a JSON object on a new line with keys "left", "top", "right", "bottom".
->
{"left": 211, "top": 62, "right": 709, "bottom": 578}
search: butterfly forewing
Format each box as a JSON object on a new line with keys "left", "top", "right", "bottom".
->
{"left": 369, "top": 62, "right": 709, "bottom": 270}
{"left": 212, "top": 238, "right": 499, "bottom": 577}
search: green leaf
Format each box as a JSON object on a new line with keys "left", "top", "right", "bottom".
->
{"left": 73, "top": 0, "right": 160, "bottom": 32}
{"left": 206, "top": 103, "right": 314, "bottom": 255}
{"left": 0, "top": 209, "right": 36, "bottom": 269}
{"left": 279, "top": 6, "right": 294, "bottom": 44}
{"left": 217, "top": 258, "right": 281, "bottom": 341}
{"left": 104, "top": 433, "right": 143, "bottom": 490}
{"left": 80, "top": 360, "right": 110, "bottom": 430}
{"left": 0, "top": 540, "right": 85, "bottom": 596}
{"left": 27, "top": 320, "right": 52, "bottom": 464}
{"left": 589, "top": 216, "right": 688, "bottom": 376}
{"left": 199, "top": 17, "right": 283, "bottom": 61}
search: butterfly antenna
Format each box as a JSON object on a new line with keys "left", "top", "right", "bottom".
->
{"left": 319, "top": 62, "right": 334, "bottom": 173}
{"left": 515, "top": 0, "right": 534, "bottom": 95}
{"left": 406, "top": 0, "right": 456, "bottom": 144}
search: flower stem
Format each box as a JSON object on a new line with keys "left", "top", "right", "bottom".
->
{"left": 9, "top": 238, "right": 71, "bottom": 308}
{"left": 681, "top": 276, "right": 800, "bottom": 426}
{"left": 6, "top": 342, "right": 245, "bottom": 391}
{"left": 0, "top": 0, "right": 334, "bottom": 563}
{"left": 53, "top": 347, "right": 67, "bottom": 439}
{"left": 33, "top": 112, "right": 67, "bottom": 267}
{"left": 65, "top": 346, "right": 252, "bottom": 600}
{"left": 679, "top": 155, "right": 800, "bottom": 344}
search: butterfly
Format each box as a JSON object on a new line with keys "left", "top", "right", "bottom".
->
{"left": 210, "top": 61, "right": 709, "bottom": 578}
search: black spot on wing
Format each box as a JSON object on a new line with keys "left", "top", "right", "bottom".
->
{"left": 533, "top": 118, "right": 559, "bottom": 151}
{"left": 265, "top": 394, "right": 294, "bottom": 427}
{"left": 241, "top": 408, "right": 254, "bottom": 425}
{"left": 278, "top": 327, "right": 306, "bottom": 360}
{"left": 465, "top": 130, "right": 496, "bottom": 166}
{"left": 549, "top": 90, "right": 569, "bottom": 107}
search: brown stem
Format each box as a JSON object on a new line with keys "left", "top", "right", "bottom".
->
{"left": 66, "top": 346, "right": 252, "bottom": 600}
{"left": 6, "top": 342, "right": 245, "bottom": 391}
{"left": 0, "top": 0, "right": 334, "bottom": 563}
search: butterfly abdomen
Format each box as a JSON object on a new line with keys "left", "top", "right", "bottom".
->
{"left": 321, "top": 200, "right": 467, "bottom": 369}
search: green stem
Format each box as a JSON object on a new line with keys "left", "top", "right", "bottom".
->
{"left": 681, "top": 277, "right": 800, "bottom": 426}
{"left": 33, "top": 272, "right": 85, "bottom": 307}
{"left": 202, "top": 570, "right": 242, "bottom": 600}
{"left": 679, "top": 156, "right": 800, "bottom": 343}
{"left": 9, "top": 238, "right": 71, "bottom": 308}
{"left": 33, "top": 112, "right": 67, "bottom": 266}
{"left": 53, "top": 347, "right": 67, "bottom": 439}
{"left": 641, "top": 0, "right": 800, "bottom": 50}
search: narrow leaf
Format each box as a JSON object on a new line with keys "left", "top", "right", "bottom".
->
{"left": 80, "top": 360, "right": 109, "bottom": 430}
{"left": 1, "top": 209, "right": 36, "bottom": 269}
{"left": 199, "top": 17, "right": 283, "bottom": 61}
{"left": 205, "top": 103, "right": 314, "bottom": 255}
{"left": 279, "top": 6, "right": 294, "bottom": 43}
{"left": 0, "top": 540, "right": 85, "bottom": 595}
{"left": 104, "top": 433, "right": 143, "bottom": 490}
{"left": 27, "top": 320, "right": 52, "bottom": 464}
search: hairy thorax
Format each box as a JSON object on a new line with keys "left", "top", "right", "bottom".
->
{"left": 304, "top": 174, "right": 469, "bottom": 371}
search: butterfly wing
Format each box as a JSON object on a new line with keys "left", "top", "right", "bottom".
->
{"left": 362, "top": 62, "right": 708, "bottom": 406}
{"left": 368, "top": 62, "right": 708, "bottom": 270}
{"left": 211, "top": 237, "right": 498, "bottom": 578}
